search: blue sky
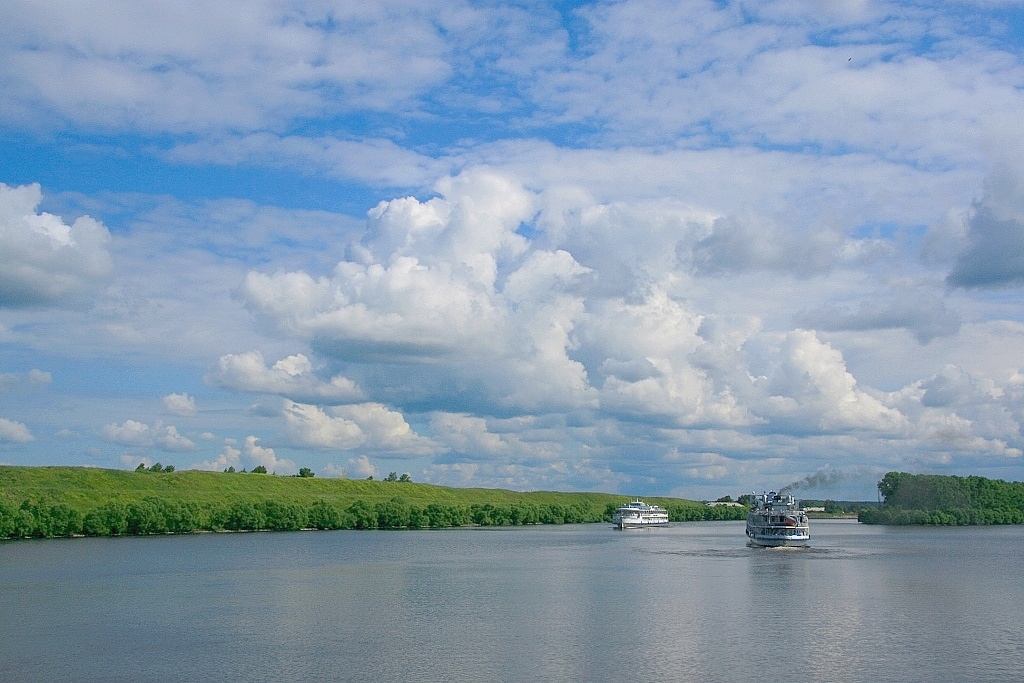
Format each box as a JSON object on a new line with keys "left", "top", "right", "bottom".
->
{"left": 3, "top": 1, "right": 1024, "bottom": 500}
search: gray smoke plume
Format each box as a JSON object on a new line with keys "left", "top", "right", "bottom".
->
{"left": 782, "top": 469, "right": 849, "bottom": 493}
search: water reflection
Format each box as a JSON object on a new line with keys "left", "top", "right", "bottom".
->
{"left": 1, "top": 521, "right": 1022, "bottom": 682}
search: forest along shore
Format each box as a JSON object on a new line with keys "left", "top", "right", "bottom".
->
{"left": 0, "top": 465, "right": 745, "bottom": 539}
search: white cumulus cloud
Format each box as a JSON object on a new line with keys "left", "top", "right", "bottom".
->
{"left": 210, "top": 351, "right": 363, "bottom": 404}
{"left": 102, "top": 419, "right": 196, "bottom": 452}
{"left": 163, "top": 393, "right": 197, "bottom": 417}
{"left": 242, "top": 435, "right": 295, "bottom": 475}
{"left": 190, "top": 444, "right": 242, "bottom": 472}
{"left": 0, "top": 417, "right": 34, "bottom": 443}
{"left": 282, "top": 400, "right": 437, "bottom": 455}
{"left": 763, "top": 330, "right": 907, "bottom": 433}
{"left": 0, "top": 183, "right": 112, "bottom": 308}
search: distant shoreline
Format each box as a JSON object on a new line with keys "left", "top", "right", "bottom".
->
{"left": 0, "top": 465, "right": 747, "bottom": 540}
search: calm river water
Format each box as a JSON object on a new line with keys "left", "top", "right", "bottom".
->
{"left": 1, "top": 519, "right": 1022, "bottom": 682}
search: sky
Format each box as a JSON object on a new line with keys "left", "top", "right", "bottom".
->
{"left": 2, "top": 0, "right": 1024, "bottom": 501}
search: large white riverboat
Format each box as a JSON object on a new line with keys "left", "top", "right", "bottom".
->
{"left": 745, "top": 491, "right": 810, "bottom": 547}
{"left": 612, "top": 500, "right": 669, "bottom": 529}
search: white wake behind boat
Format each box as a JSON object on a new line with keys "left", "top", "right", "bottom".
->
{"left": 612, "top": 500, "right": 669, "bottom": 529}
{"left": 746, "top": 491, "right": 810, "bottom": 547}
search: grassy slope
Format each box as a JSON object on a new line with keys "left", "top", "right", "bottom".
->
{"left": 0, "top": 466, "right": 701, "bottom": 514}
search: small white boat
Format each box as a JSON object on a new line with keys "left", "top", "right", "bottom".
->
{"left": 746, "top": 491, "right": 810, "bottom": 547}
{"left": 612, "top": 500, "right": 669, "bottom": 529}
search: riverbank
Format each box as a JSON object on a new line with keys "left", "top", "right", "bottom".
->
{"left": 0, "top": 465, "right": 746, "bottom": 539}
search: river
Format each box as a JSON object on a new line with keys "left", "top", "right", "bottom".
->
{"left": 1, "top": 519, "right": 1021, "bottom": 682}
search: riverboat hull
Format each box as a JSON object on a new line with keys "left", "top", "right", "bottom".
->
{"left": 616, "top": 517, "right": 670, "bottom": 529}
{"left": 745, "top": 528, "right": 810, "bottom": 547}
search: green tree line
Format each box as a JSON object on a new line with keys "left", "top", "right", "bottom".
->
{"left": 859, "top": 472, "right": 1024, "bottom": 525}
{"left": 0, "top": 494, "right": 746, "bottom": 539}
{"left": 0, "top": 465, "right": 750, "bottom": 539}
